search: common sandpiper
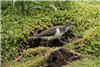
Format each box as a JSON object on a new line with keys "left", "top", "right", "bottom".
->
{"left": 28, "top": 21, "right": 78, "bottom": 44}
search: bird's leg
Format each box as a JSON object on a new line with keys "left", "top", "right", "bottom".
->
{"left": 41, "top": 39, "right": 45, "bottom": 46}
{"left": 59, "top": 37, "right": 68, "bottom": 44}
{"left": 46, "top": 40, "right": 49, "bottom": 47}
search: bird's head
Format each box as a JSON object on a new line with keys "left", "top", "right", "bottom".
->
{"left": 65, "top": 21, "right": 78, "bottom": 27}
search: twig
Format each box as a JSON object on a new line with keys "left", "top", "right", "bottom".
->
{"left": 56, "top": 50, "right": 66, "bottom": 63}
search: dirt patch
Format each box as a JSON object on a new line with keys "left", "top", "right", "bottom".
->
{"left": 28, "top": 38, "right": 63, "bottom": 48}
{"left": 47, "top": 47, "right": 82, "bottom": 67}
{"left": 13, "top": 47, "right": 82, "bottom": 67}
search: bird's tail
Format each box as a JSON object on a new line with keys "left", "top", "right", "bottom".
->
{"left": 28, "top": 35, "right": 36, "bottom": 40}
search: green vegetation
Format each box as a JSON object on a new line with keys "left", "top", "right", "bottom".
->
{"left": 63, "top": 57, "right": 100, "bottom": 67}
{"left": 1, "top": 1, "right": 100, "bottom": 67}
{"left": 76, "top": 27, "right": 100, "bottom": 56}
{"left": 12, "top": 47, "right": 51, "bottom": 67}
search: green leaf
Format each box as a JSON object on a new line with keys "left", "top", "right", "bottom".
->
{"left": 33, "top": 6, "right": 43, "bottom": 9}
{"left": 34, "top": 1, "right": 41, "bottom": 5}
{"left": 13, "top": 0, "right": 16, "bottom": 7}
{"left": 24, "top": 3, "right": 28, "bottom": 10}
{"left": 49, "top": 4, "right": 57, "bottom": 12}
{"left": 19, "top": 5, "right": 22, "bottom": 14}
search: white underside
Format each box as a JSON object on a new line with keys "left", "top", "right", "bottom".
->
{"left": 39, "top": 32, "right": 64, "bottom": 40}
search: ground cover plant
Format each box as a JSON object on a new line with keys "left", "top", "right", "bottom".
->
{"left": 1, "top": 1, "right": 100, "bottom": 67}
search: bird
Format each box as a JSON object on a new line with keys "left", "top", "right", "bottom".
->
{"left": 28, "top": 21, "right": 78, "bottom": 44}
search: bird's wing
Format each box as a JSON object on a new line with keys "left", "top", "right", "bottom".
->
{"left": 35, "top": 26, "right": 62, "bottom": 37}
{"left": 36, "top": 28, "right": 56, "bottom": 37}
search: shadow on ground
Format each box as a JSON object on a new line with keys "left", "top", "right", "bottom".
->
{"left": 28, "top": 38, "right": 64, "bottom": 48}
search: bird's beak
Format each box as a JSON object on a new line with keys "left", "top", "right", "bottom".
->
{"left": 72, "top": 24, "right": 79, "bottom": 27}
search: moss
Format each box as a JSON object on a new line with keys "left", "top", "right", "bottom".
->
{"left": 63, "top": 58, "right": 100, "bottom": 67}
{"left": 1, "top": 1, "right": 100, "bottom": 66}
{"left": 66, "top": 2, "right": 100, "bottom": 35}
{"left": 2, "top": 47, "right": 52, "bottom": 67}
{"left": 73, "top": 27, "right": 100, "bottom": 56}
